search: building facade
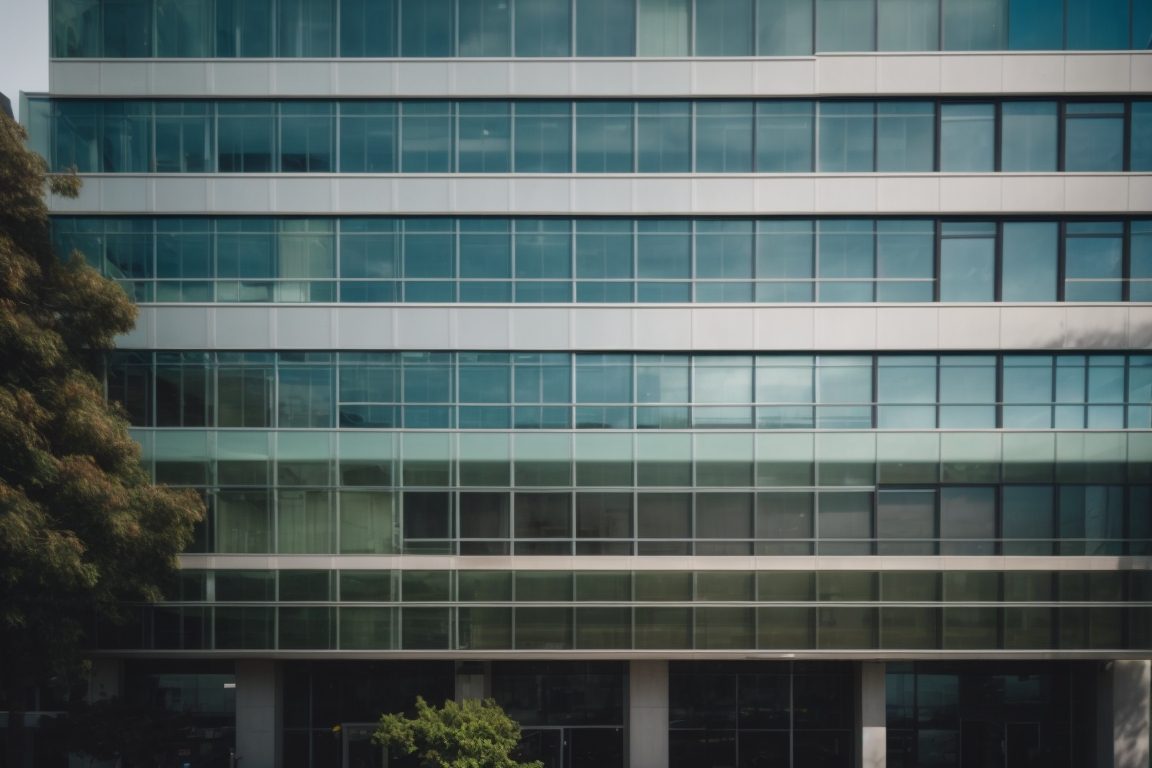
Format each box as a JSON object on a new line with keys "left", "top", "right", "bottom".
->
{"left": 19, "top": 0, "right": 1152, "bottom": 765}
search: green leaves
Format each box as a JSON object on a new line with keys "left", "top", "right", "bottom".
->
{"left": 0, "top": 110, "right": 204, "bottom": 715}
{"left": 374, "top": 697, "right": 544, "bottom": 768}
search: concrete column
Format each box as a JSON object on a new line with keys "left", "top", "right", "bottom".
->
{"left": 235, "top": 659, "right": 279, "bottom": 768}
{"left": 628, "top": 660, "right": 668, "bottom": 768}
{"left": 856, "top": 662, "right": 885, "bottom": 768}
{"left": 1110, "top": 660, "right": 1150, "bottom": 768}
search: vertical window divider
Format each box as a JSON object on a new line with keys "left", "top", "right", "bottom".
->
{"left": 993, "top": 220, "right": 1003, "bottom": 302}
{"left": 1056, "top": 220, "right": 1067, "bottom": 302}
{"left": 1121, "top": 219, "right": 1131, "bottom": 303}
{"left": 1057, "top": 100, "right": 1067, "bottom": 172}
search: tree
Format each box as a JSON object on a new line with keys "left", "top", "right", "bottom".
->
{"left": 0, "top": 112, "right": 204, "bottom": 764}
{"left": 374, "top": 697, "right": 544, "bottom": 768}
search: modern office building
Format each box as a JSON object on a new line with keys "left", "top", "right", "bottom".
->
{"left": 15, "top": 0, "right": 1152, "bottom": 765}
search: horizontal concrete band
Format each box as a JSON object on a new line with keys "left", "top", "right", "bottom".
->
{"left": 50, "top": 174, "right": 1152, "bottom": 217}
{"left": 119, "top": 304, "right": 1152, "bottom": 351}
{"left": 47, "top": 53, "right": 1152, "bottom": 99}
{"left": 179, "top": 554, "right": 1152, "bottom": 571}
{"left": 95, "top": 649, "right": 1152, "bottom": 661}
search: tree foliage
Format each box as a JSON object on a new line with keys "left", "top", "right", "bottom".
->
{"left": 374, "top": 697, "right": 544, "bottom": 768}
{"left": 0, "top": 111, "right": 204, "bottom": 746}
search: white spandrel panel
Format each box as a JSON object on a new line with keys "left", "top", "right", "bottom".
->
{"left": 55, "top": 175, "right": 1148, "bottom": 216}
{"left": 120, "top": 305, "right": 1152, "bottom": 352}
{"left": 51, "top": 54, "right": 1152, "bottom": 98}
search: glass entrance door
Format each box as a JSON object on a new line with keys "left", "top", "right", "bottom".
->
{"left": 342, "top": 723, "right": 385, "bottom": 768}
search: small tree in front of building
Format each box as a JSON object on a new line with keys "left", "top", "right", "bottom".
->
{"left": 374, "top": 696, "right": 544, "bottom": 768}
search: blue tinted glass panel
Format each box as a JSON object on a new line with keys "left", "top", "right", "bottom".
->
{"left": 515, "top": 0, "right": 572, "bottom": 56}
{"left": 697, "top": 221, "right": 754, "bottom": 279}
{"left": 1002, "top": 222, "right": 1058, "bottom": 301}
{"left": 339, "top": 103, "right": 396, "bottom": 172}
{"left": 576, "top": 102, "right": 635, "bottom": 172}
{"left": 280, "top": 102, "right": 334, "bottom": 172}
{"left": 1137, "top": 0, "right": 1152, "bottom": 49}
{"left": 1065, "top": 224, "right": 1123, "bottom": 301}
{"left": 341, "top": 0, "right": 396, "bottom": 55}
{"left": 818, "top": 220, "right": 874, "bottom": 302}
{"left": 1067, "top": 0, "right": 1127, "bottom": 49}
{"left": 756, "top": 102, "right": 814, "bottom": 172}
{"left": 757, "top": 221, "right": 814, "bottom": 300}
{"left": 1007, "top": 0, "right": 1063, "bottom": 49}
{"left": 458, "top": 0, "right": 512, "bottom": 55}
{"left": 400, "top": 0, "right": 452, "bottom": 56}
{"left": 1065, "top": 105, "right": 1124, "bottom": 172}
{"left": 940, "top": 224, "right": 995, "bottom": 301}
{"left": 878, "top": 0, "right": 939, "bottom": 51}
{"left": 103, "top": 0, "right": 152, "bottom": 56}
{"left": 816, "top": 0, "right": 875, "bottom": 51}
{"left": 877, "top": 102, "right": 935, "bottom": 171}
{"left": 638, "top": 0, "right": 689, "bottom": 54}
{"left": 216, "top": 0, "right": 273, "bottom": 56}
{"left": 279, "top": 0, "right": 335, "bottom": 56}
{"left": 400, "top": 102, "right": 453, "bottom": 172}
{"left": 515, "top": 103, "right": 573, "bottom": 172}
{"left": 99, "top": 102, "right": 152, "bottom": 172}
{"left": 942, "top": 0, "right": 1005, "bottom": 49}
{"left": 1001, "top": 102, "right": 1057, "bottom": 171}
{"left": 53, "top": 0, "right": 101, "bottom": 57}
{"left": 516, "top": 220, "right": 572, "bottom": 279}
{"left": 637, "top": 221, "right": 691, "bottom": 279}
{"left": 156, "top": 0, "right": 211, "bottom": 56}
{"left": 758, "top": 0, "right": 813, "bottom": 54}
{"left": 155, "top": 102, "right": 212, "bottom": 173}
{"left": 218, "top": 103, "right": 275, "bottom": 172}
{"left": 1133, "top": 103, "right": 1152, "bottom": 171}
{"left": 696, "top": 0, "right": 753, "bottom": 55}
{"left": 403, "top": 220, "right": 454, "bottom": 279}
{"left": 818, "top": 102, "right": 874, "bottom": 172}
{"left": 940, "top": 104, "right": 995, "bottom": 171}
{"left": 576, "top": 0, "right": 636, "bottom": 55}
{"left": 458, "top": 102, "right": 511, "bottom": 172}
{"left": 637, "top": 102, "right": 692, "bottom": 172}
{"left": 696, "top": 103, "right": 754, "bottom": 172}
{"left": 460, "top": 220, "right": 512, "bottom": 279}
{"left": 877, "top": 220, "right": 934, "bottom": 302}
{"left": 1132, "top": 222, "right": 1152, "bottom": 302}
{"left": 576, "top": 220, "right": 634, "bottom": 279}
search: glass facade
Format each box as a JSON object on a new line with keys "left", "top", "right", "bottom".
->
{"left": 56, "top": 216, "right": 1152, "bottom": 304}
{"left": 52, "top": 0, "right": 1152, "bottom": 57}
{"left": 31, "top": 97, "right": 1152, "bottom": 175}
{"left": 101, "top": 569, "right": 1152, "bottom": 651}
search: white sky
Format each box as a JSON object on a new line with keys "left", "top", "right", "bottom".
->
{"left": 0, "top": 0, "right": 50, "bottom": 120}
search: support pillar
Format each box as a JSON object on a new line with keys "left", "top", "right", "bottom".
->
{"left": 856, "top": 662, "right": 885, "bottom": 768}
{"left": 628, "top": 660, "right": 668, "bottom": 768}
{"left": 1109, "top": 660, "right": 1150, "bottom": 768}
{"left": 235, "top": 660, "right": 280, "bottom": 768}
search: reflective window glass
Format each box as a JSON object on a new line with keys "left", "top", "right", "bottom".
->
{"left": 1008, "top": 0, "right": 1063, "bottom": 49}
{"left": 1067, "top": 0, "right": 1128, "bottom": 49}
{"left": 696, "top": 0, "right": 753, "bottom": 54}
{"left": 877, "top": 102, "right": 935, "bottom": 171}
{"left": 576, "top": 0, "right": 636, "bottom": 55}
{"left": 514, "top": 103, "right": 572, "bottom": 172}
{"left": 756, "top": 102, "right": 814, "bottom": 172}
{"left": 1065, "top": 103, "right": 1124, "bottom": 172}
{"left": 340, "top": 0, "right": 396, "bottom": 56}
{"left": 696, "top": 103, "right": 754, "bottom": 172}
{"left": 638, "top": 0, "right": 689, "bottom": 55}
{"left": 458, "top": 0, "right": 511, "bottom": 55}
{"left": 757, "top": 0, "right": 813, "bottom": 55}
{"left": 939, "top": 222, "right": 995, "bottom": 301}
{"left": 1001, "top": 101, "right": 1058, "bottom": 171}
{"left": 940, "top": 104, "right": 995, "bottom": 171}
{"left": 400, "top": 0, "right": 451, "bottom": 56}
{"left": 943, "top": 0, "right": 1005, "bottom": 49}
{"left": 515, "top": 0, "right": 572, "bottom": 56}
{"left": 1002, "top": 222, "right": 1058, "bottom": 301}
{"left": 878, "top": 0, "right": 939, "bottom": 51}
{"left": 816, "top": 0, "right": 875, "bottom": 51}
{"left": 818, "top": 102, "right": 874, "bottom": 172}
{"left": 637, "top": 102, "right": 692, "bottom": 172}
{"left": 576, "top": 102, "right": 635, "bottom": 172}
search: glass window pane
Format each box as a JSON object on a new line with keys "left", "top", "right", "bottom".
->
{"left": 339, "top": 102, "right": 396, "bottom": 172}
{"left": 515, "top": 0, "right": 572, "bottom": 56}
{"left": 816, "top": 0, "right": 876, "bottom": 51}
{"left": 1001, "top": 101, "right": 1057, "bottom": 171}
{"left": 940, "top": 104, "right": 995, "bottom": 171}
{"left": 458, "top": 0, "right": 511, "bottom": 55}
{"left": 757, "top": 0, "right": 813, "bottom": 54}
{"left": 942, "top": 0, "right": 1005, "bottom": 49}
{"left": 515, "top": 103, "right": 572, "bottom": 172}
{"left": 576, "top": 102, "right": 635, "bottom": 172}
{"left": 940, "top": 226, "right": 995, "bottom": 301}
{"left": 1133, "top": 103, "right": 1152, "bottom": 172}
{"left": 1067, "top": 0, "right": 1127, "bottom": 49}
{"left": 1065, "top": 106, "right": 1124, "bottom": 172}
{"left": 637, "top": 102, "right": 692, "bottom": 172}
{"left": 756, "top": 102, "right": 814, "bottom": 172}
{"left": 218, "top": 102, "right": 275, "bottom": 172}
{"left": 876, "top": 102, "right": 935, "bottom": 171}
{"left": 878, "top": 0, "right": 939, "bottom": 51}
{"left": 340, "top": 0, "right": 396, "bottom": 55}
{"left": 696, "top": 103, "right": 754, "bottom": 172}
{"left": 216, "top": 0, "right": 273, "bottom": 56}
{"left": 401, "top": 102, "right": 453, "bottom": 172}
{"left": 156, "top": 0, "right": 211, "bottom": 56}
{"left": 696, "top": 0, "right": 753, "bottom": 55}
{"left": 457, "top": 102, "right": 511, "bottom": 173}
{"left": 1002, "top": 222, "right": 1058, "bottom": 301}
{"left": 1008, "top": 0, "right": 1063, "bottom": 49}
{"left": 278, "top": 0, "right": 335, "bottom": 56}
{"left": 638, "top": 0, "right": 690, "bottom": 55}
{"left": 940, "top": 487, "right": 996, "bottom": 555}
{"left": 818, "top": 102, "right": 874, "bottom": 172}
{"left": 400, "top": 0, "right": 451, "bottom": 55}
{"left": 576, "top": 0, "right": 635, "bottom": 55}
